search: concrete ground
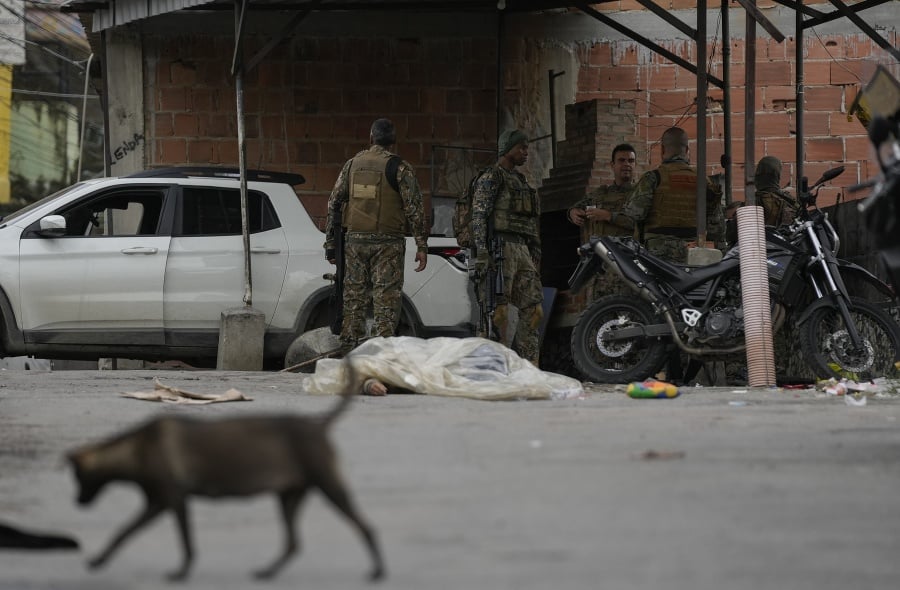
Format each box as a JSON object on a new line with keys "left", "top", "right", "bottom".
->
{"left": 1, "top": 369, "right": 899, "bottom": 590}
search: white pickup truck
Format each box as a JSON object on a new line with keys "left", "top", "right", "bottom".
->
{"left": 0, "top": 168, "right": 472, "bottom": 368}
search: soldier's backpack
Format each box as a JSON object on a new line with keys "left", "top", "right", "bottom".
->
{"left": 453, "top": 166, "right": 500, "bottom": 249}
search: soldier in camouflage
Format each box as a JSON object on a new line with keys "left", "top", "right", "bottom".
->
{"left": 324, "top": 118, "right": 428, "bottom": 353}
{"left": 755, "top": 156, "right": 797, "bottom": 227}
{"left": 567, "top": 143, "right": 637, "bottom": 300}
{"left": 471, "top": 129, "right": 543, "bottom": 366}
{"left": 589, "top": 127, "right": 724, "bottom": 263}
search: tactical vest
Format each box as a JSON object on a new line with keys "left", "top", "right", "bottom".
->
{"left": 758, "top": 190, "right": 796, "bottom": 226}
{"left": 644, "top": 161, "right": 697, "bottom": 233}
{"left": 584, "top": 185, "right": 632, "bottom": 239}
{"left": 344, "top": 149, "right": 406, "bottom": 235}
{"left": 491, "top": 168, "right": 539, "bottom": 240}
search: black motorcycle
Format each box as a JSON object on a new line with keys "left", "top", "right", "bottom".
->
{"left": 568, "top": 167, "right": 900, "bottom": 384}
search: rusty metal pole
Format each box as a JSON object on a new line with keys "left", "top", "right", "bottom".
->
{"left": 696, "top": 0, "right": 708, "bottom": 243}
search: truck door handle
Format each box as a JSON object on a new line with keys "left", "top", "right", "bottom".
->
{"left": 121, "top": 247, "right": 159, "bottom": 255}
{"left": 251, "top": 247, "right": 281, "bottom": 254}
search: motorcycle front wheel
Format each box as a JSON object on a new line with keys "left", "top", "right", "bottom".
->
{"left": 570, "top": 295, "right": 669, "bottom": 383}
{"left": 800, "top": 296, "right": 900, "bottom": 381}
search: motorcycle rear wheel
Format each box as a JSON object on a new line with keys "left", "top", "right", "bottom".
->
{"left": 570, "top": 295, "right": 669, "bottom": 383}
{"left": 800, "top": 296, "right": 900, "bottom": 381}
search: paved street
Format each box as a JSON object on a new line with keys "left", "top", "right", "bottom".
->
{"left": 1, "top": 369, "right": 899, "bottom": 590}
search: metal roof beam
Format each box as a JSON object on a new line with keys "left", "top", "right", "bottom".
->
{"left": 575, "top": 2, "right": 725, "bottom": 90}
{"left": 630, "top": 0, "right": 696, "bottom": 39}
{"left": 732, "top": 0, "right": 785, "bottom": 42}
{"left": 824, "top": 0, "right": 900, "bottom": 61}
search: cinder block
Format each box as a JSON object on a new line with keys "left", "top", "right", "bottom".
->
{"left": 217, "top": 306, "right": 266, "bottom": 371}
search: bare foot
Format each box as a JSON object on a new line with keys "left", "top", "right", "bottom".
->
{"left": 363, "top": 379, "right": 387, "bottom": 396}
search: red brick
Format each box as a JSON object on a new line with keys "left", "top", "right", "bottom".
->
{"left": 845, "top": 135, "right": 873, "bottom": 161}
{"left": 830, "top": 60, "right": 877, "bottom": 85}
{"left": 641, "top": 64, "right": 677, "bottom": 90}
{"left": 763, "top": 137, "right": 798, "bottom": 163}
{"left": 156, "top": 139, "right": 187, "bottom": 164}
{"left": 201, "top": 114, "right": 231, "bottom": 138}
{"left": 433, "top": 115, "right": 457, "bottom": 139}
{"left": 829, "top": 112, "right": 867, "bottom": 136}
{"left": 814, "top": 187, "right": 842, "bottom": 208}
{"left": 245, "top": 140, "right": 264, "bottom": 168}
{"left": 589, "top": 43, "right": 613, "bottom": 66}
{"left": 472, "top": 89, "right": 497, "bottom": 114}
{"left": 173, "top": 113, "right": 199, "bottom": 137}
{"left": 430, "top": 62, "right": 463, "bottom": 87}
{"left": 169, "top": 60, "right": 198, "bottom": 86}
{"left": 579, "top": 66, "right": 601, "bottom": 92}
{"left": 804, "top": 86, "right": 843, "bottom": 111}
{"left": 803, "top": 61, "right": 831, "bottom": 85}
{"left": 158, "top": 87, "right": 187, "bottom": 111}
{"left": 394, "top": 38, "right": 423, "bottom": 62}
{"left": 801, "top": 112, "right": 830, "bottom": 136}
{"left": 188, "top": 140, "right": 216, "bottom": 163}
{"left": 257, "top": 62, "right": 284, "bottom": 87}
{"left": 846, "top": 36, "right": 876, "bottom": 59}
{"left": 806, "top": 138, "right": 843, "bottom": 161}
{"left": 190, "top": 88, "right": 214, "bottom": 112}
{"left": 754, "top": 111, "right": 793, "bottom": 137}
{"left": 155, "top": 114, "right": 174, "bottom": 137}
{"left": 612, "top": 43, "right": 642, "bottom": 66}
{"left": 648, "top": 89, "right": 694, "bottom": 117}
{"left": 446, "top": 90, "right": 471, "bottom": 114}
{"left": 320, "top": 142, "right": 350, "bottom": 164}
{"left": 756, "top": 61, "right": 792, "bottom": 86}
{"left": 305, "top": 117, "right": 333, "bottom": 138}
{"left": 268, "top": 141, "right": 289, "bottom": 167}
{"left": 218, "top": 140, "right": 238, "bottom": 165}
{"left": 600, "top": 66, "right": 640, "bottom": 91}
{"left": 459, "top": 114, "right": 487, "bottom": 140}
{"left": 258, "top": 115, "right": 281, "bottom": 138}
{"left": 407, "top": 114, "right": 432, "bottom": 140}
{"left": 805, "top": 37, "right": 845, "bottom": 60}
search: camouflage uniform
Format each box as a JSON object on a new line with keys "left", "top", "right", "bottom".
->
{"left": 755, "top": 156, "right": 797, "bottom": 227}
{"left": 568, "top": 183, "right": 634, "bottom": 300}
{"left": 619, "top": 156, "right": 725, "bottom": 263}
{"left": 471, "top": 166, "right": 543, "bottom": 365}
{"left": 324, "top": 144, "right": 427, "bottom": 351}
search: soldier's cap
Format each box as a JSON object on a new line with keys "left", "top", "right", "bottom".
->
{"left": 498, "top": 129, "right": 528, "bottom": 156}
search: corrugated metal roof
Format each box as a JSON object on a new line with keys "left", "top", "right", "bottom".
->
{"left": 62, "top": 0, "right": 577, "bottom": 32}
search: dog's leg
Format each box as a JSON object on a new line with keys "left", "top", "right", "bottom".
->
{"left": 253, "top": 488, "right": 307, "bottom": 580}
{"left": 88, "top": 502, "right": 164, "bottom": 570}
{"left": 166, "top": 501, "right": 195, "bottom": 582}
{"left": 317, "top": 471, "right": 385, "bottom": 582}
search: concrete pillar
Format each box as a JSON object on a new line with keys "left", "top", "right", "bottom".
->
{"left": 216, "top": 306, "right": 266, "bottom": 371}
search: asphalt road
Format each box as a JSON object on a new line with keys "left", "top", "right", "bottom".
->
{"left": 1, "top": 369, "right": 899, "bottom": 590}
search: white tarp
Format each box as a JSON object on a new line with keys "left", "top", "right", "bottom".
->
{"left": 303, "top": 336, "right": 584, "bottom": 401}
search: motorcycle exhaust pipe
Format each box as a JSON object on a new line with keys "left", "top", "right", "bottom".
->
{"left": 590, "top": 239, "right": 660, "bottom": 304}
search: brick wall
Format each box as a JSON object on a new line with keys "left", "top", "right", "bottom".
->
{"left": 143, "top": 8, "right": 896, "bottom": 228}
{"left": 576, "top": 28, "right": 896, "bottom": 205}
{"left": 147, "top": 33, "right": 498, "bottom": 227}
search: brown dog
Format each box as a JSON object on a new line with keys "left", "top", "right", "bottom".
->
{"left": 66, "top": 391, "right": 384, "bottom": 582}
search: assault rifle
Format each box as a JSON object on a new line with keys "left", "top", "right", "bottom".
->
{"left": 478, "top": 221, "right": 505, "bottom": 341}
{"left": 327, "top": 201, "right": 346, "bottom": 336}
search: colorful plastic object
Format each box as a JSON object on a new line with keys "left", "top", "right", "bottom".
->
{"left": 626, "top": 380, "right": 680, "bottom": 399}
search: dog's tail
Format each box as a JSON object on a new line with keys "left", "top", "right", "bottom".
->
{"left": 320, "top": 355, "right": 360, "bottom": 426}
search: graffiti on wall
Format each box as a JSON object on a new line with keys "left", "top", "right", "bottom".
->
{"left": 111, "top": 132, "right": 145, "bottom": 164}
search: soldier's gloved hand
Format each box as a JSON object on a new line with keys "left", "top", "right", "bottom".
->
{"left": 474, "top": 251, "right": 490, "bottom": 277}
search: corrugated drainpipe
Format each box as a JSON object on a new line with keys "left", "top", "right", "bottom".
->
{"left": 738, "top": 204, "right": 776, "bottom": 386}
{"left": 739, "top": 1, "right": 775, "bottom": 387}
